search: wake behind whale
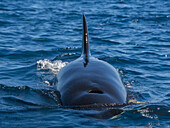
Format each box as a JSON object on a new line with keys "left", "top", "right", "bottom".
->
{"left": 56, "top": 15, "right": 127, "bottom": 107}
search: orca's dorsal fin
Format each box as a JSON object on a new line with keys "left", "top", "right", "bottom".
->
{"left": 81, "top": 14, "right": 91, "bottom": 66}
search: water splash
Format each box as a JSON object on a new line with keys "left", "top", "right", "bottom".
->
{"left": 37, "top": 59, "right": 68, "bottom": 74}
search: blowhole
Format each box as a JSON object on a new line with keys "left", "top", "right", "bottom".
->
{"left": 88, "top": 89, "right": 103, "bottom": 94}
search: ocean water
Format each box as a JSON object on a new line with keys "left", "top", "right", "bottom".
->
{"left": 0, "top": 0, "right": 170, "bottom": 127}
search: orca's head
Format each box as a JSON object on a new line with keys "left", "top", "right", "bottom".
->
{"left": 57, "top": 58, "right": 127, "bottom": 106}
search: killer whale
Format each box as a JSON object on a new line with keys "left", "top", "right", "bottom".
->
{"left": 56, "top": 15, "right": 127, "bottom": 106}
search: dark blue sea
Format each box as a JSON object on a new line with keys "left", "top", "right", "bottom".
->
{"left": 0, "top": 0, "right": 170, "bottom": 127}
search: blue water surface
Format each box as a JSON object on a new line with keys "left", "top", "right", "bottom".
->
{"left": 0, "top": 0, "right": 170, "bottom": 127}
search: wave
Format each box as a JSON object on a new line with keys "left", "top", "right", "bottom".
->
{"left": 0, "top": 84, "right": 61, "bottom": 112}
